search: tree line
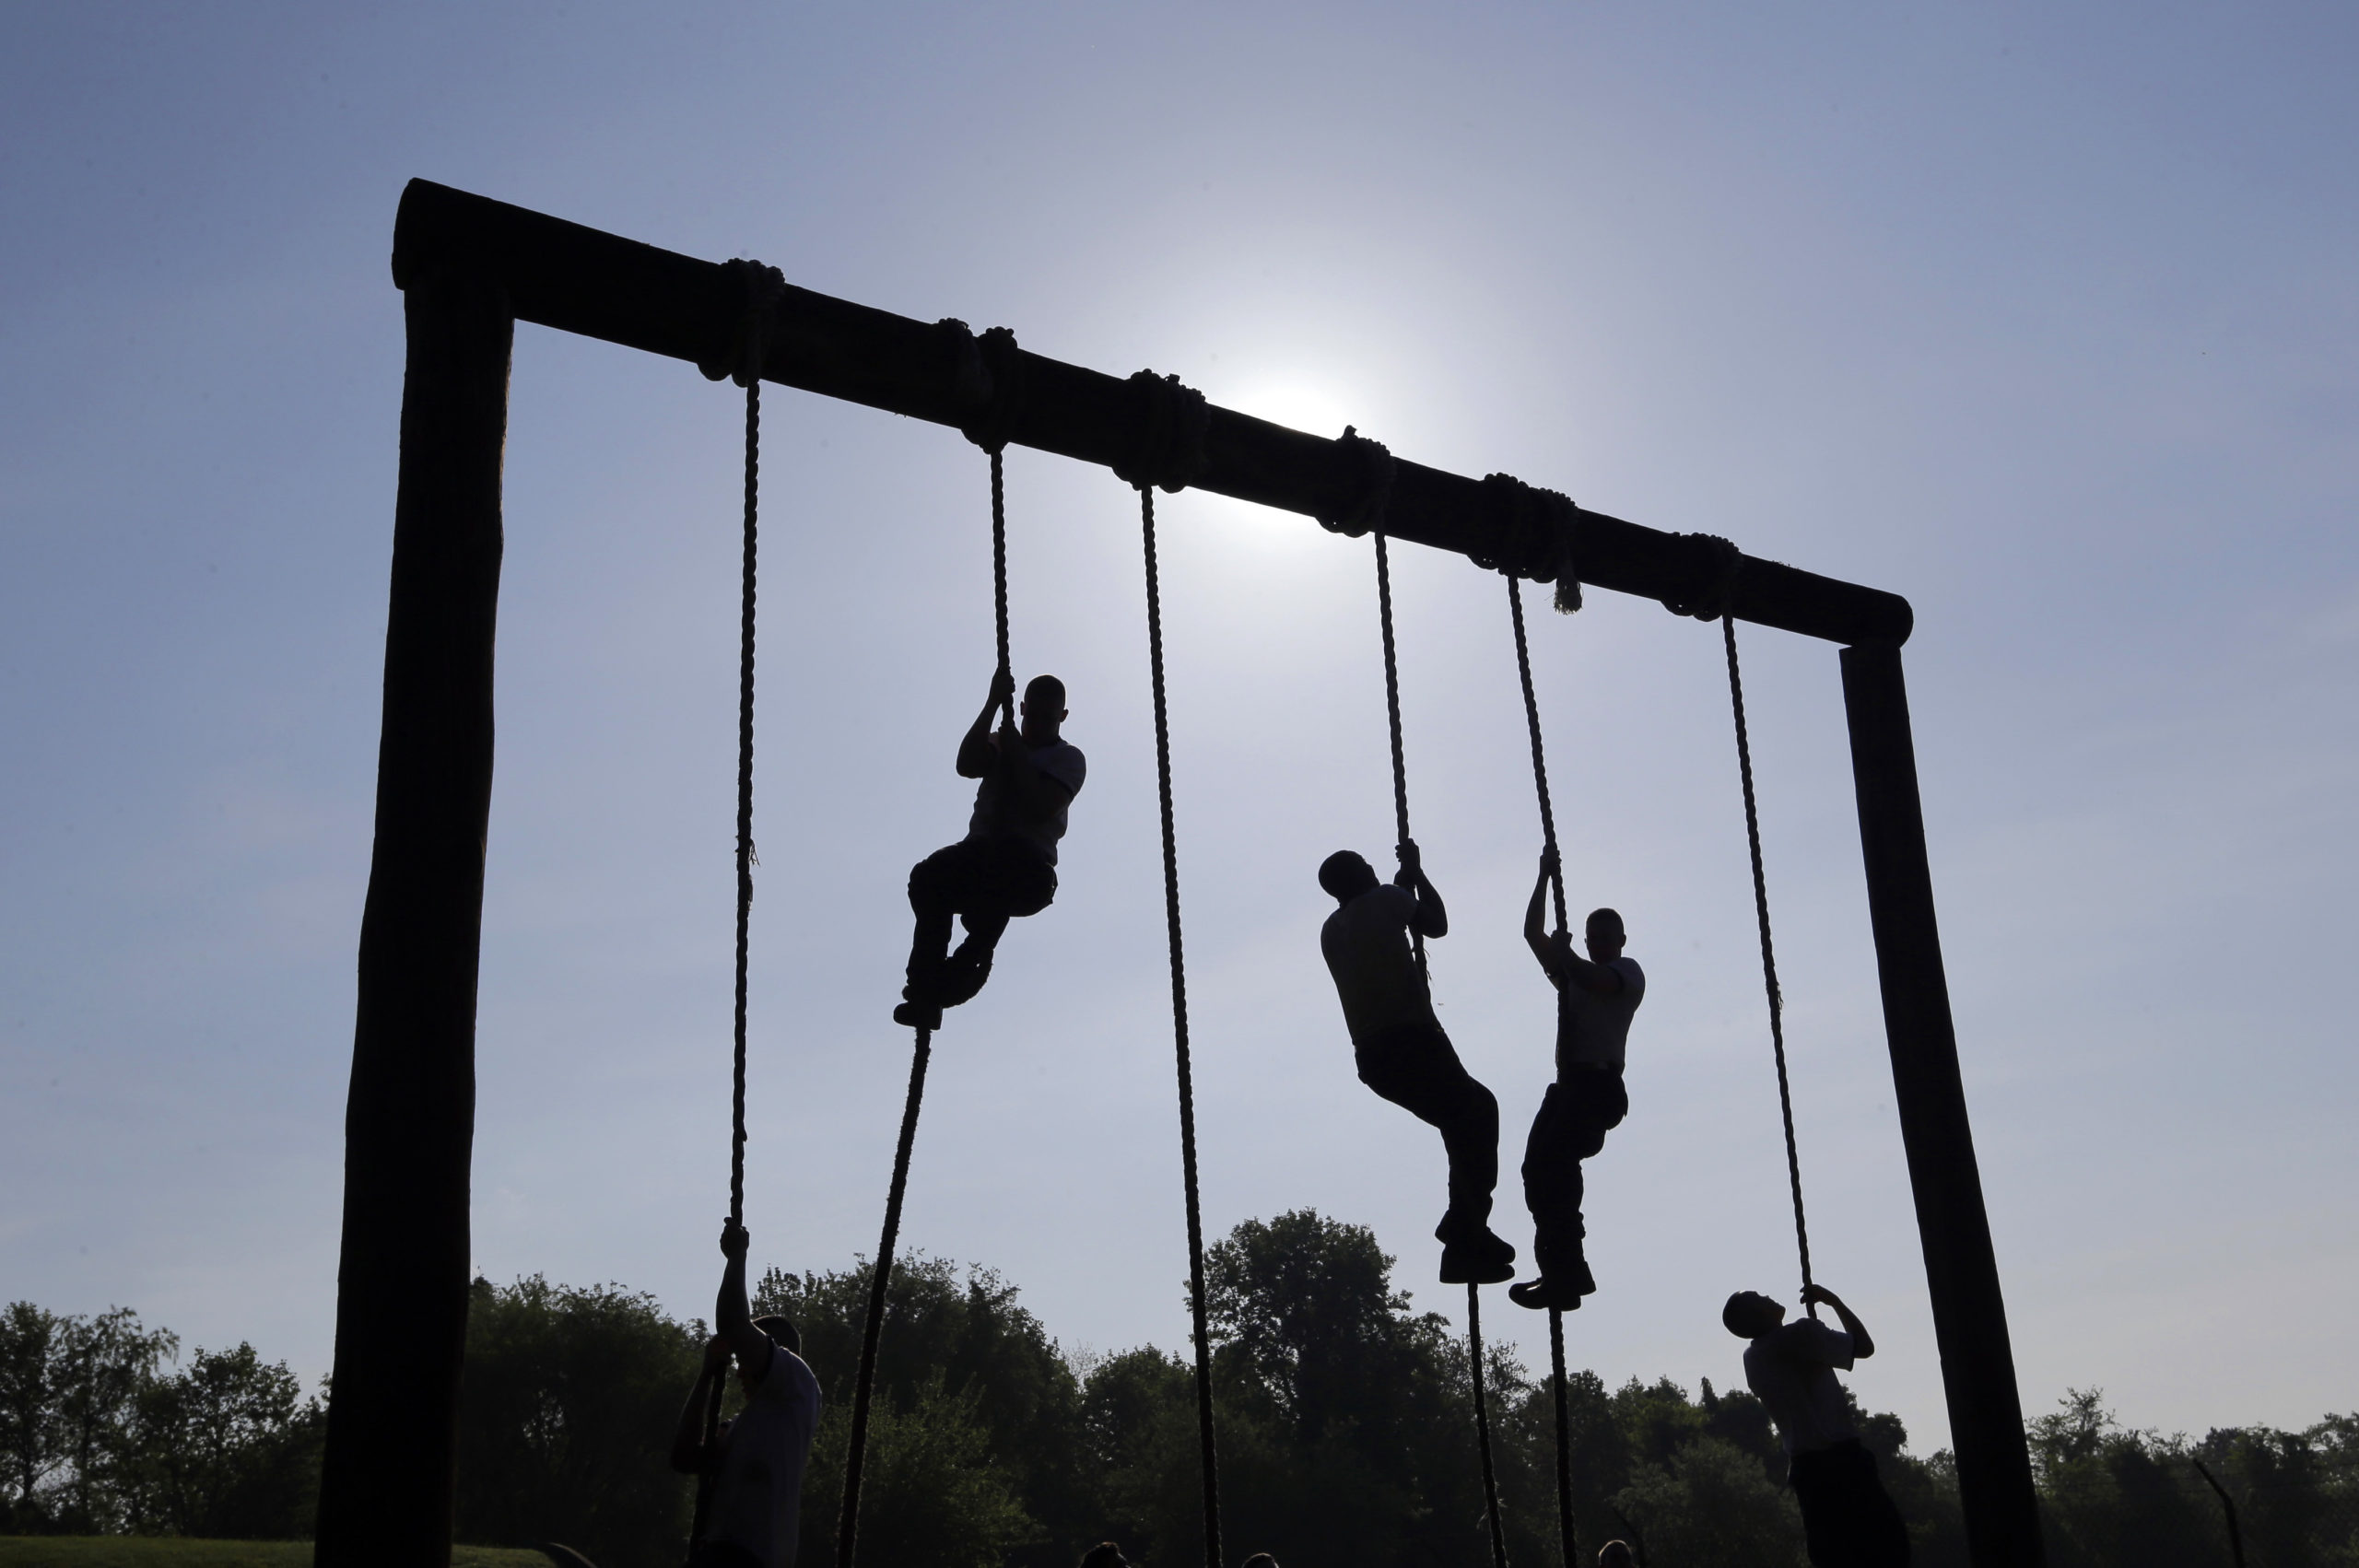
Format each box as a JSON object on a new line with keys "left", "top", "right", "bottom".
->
{"left": 6, "top": 1211, "right": 2354, "bottom": 1567}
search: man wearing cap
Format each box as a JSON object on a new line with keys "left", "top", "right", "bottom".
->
{"left": 671, "top": 1220, "right": 822, "bottom": 1568}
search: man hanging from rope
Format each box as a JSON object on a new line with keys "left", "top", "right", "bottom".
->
{"left": 1724, "top": 1283, "right": 1912, "bottom": 1567}
{"left": 670, "top": 1220, "right": 823, "bottom": 1568}
{"left": 896, "top": 669, "right": 1086, "bottom": 1031}
{"left": 1511, "top": 847, "right": 1646, "bottom": 1312}
{"left": 1317, "top": 840, "right": 1516, "bottom": 1284}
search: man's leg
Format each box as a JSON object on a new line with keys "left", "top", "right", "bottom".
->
{"left": 1356, "top": 1027, "right": 1508, "bottom": 1280}
{"left": 936, "top": 843, "right": 1057, "bottom": 1008}
{"left": 1791, "top": 1442, "right": 1911, "bottom": 1568}
{"left": 905, "top": 842, "right": 992, "bottom": 1020}
{"left": 1518, "top": 1069, "right": 1627, "bottom": 1305}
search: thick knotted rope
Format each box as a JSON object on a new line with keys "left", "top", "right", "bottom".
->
{"left": 837, "top": 1029, "right": 932, "bottom": 1568}
{"left": 1137, "top": 480, "right": 1224, "bottom": 1568}
{"left": 1368, "top": 533, "right": 1508, "bottom": 1568}
{"left": 1660, "top": 532, "right": 1744, "bottom": 621}
{"left": 687, "top": 255, "right": 783, "bottom": 1564}
{"left": 1473, "top": 474, "right": 1585, "bottom": 614}
{"left": 1719, "top": 609, "right": 1817, "bottom": 1317}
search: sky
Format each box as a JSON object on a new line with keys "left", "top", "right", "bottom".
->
{"left": 3, "top": 2, "right": 2354, "bottom": 1463}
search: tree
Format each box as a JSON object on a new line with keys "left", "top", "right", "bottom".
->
{"left": 797, "top": 1374, "right": 1038, "bottom": 1568}
{"left": 1, "top": 1303, "right": 67, "bottom": 1530}
{"left": 123, "top": 1341, "right": 323, "bottom": 1538}
{"left": 452, "top": 1275, "right": 704, "bottom": 1568}
{"left": 1616, "top": 1433, "right": 1804, "bottom": 1568}
{"left": 756, "top": 1254, "right": 1082, "bottom": 1568}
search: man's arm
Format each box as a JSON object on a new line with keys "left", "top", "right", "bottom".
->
{"left": 715, "top": 1220, "right": 775, "bottom": 1381}
{"left": 669, "top": 1333, "right": 732, "bottom": 1473}
{"left": 1802, "top": 1283, "right": 1875, "bottom": 1359}
{"left": 1396, "top": 840, "right": 1447, "bottom": 939}
{"left": 1525, "top": 850, "right": 1560, "bottom": 977}
{"left": 956, "top": 670, "right": 1017, "bottom": 778}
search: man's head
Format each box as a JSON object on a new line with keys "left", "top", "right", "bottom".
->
{"left": 1722, "top": 1290, "right": 1787, "bottom": 1340}
{"left": 1020, "top": 674, "right": 1068, "bottom": 744}
{"left": 736, "top": 1314, "right": 800, "bottom": 1387}
{"left": 1240, "top": 1555, "right": 1280, "bottom": 1568}
{"left": 1585, "top": 907, "right": 1626, "bottom": 964}
{"left": 1597, "top": 1542, "right": 1635, "bottom": 1568}
{"left": 1318, "top": 850, "right": 1381, "bottom": 904}
{"left": 1078, "top": 1544, "right": 1130, "bottom": 1568}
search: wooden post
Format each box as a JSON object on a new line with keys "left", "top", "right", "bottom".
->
{"left": 314, "top": 267, "right": 512, "bottom": 1568}
{"left": 1840, "top": 644, "right": 2046, "bottom": 1568}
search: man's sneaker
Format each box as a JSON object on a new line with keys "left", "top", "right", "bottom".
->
{"left": 892, "top": 1000, "right": 943, "bottom": 1032}
{"left": 933, "top": 942, "right": 994, "bottom": 1008}
{"left": 1438, "top": 1227, "right": 1517, "bottom": 1285}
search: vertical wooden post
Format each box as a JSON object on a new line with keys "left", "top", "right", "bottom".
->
{"left": 314, "top": 267, "right": 511, "bottom": 1568}
{"left": 1840, "top": 644, "right": 2046, "bottom": 1568}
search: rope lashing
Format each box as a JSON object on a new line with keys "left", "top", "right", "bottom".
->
{"left": 1659, "top": 532, "right": 1745, "bottom": 622}
{"left": 1135, "top": 475, "right": 1225, "bottom": 1568}
{"left": 1367, "top": 531, "right": 1507, "bottom": 1568}
{"left": 836, "top": 1030, "right": 933, "bottom": 1568}
{"left": 1473, "top": 474, "right": 1586, "bottom": 614}
{"left": 1112, "top": 369, "right": 1210, "bottom": 495}
{"left": 1315, "top": 426, "right": 1395, "bottom": 538}
{"left": 688, "top": 255, "right": 784, "bottom": 1563}
{"left": 1468, "top": 1282, "right": 1511, "bottom": 1568}
{"left": 1718, "top": 603, "right": 1817, "bottom": 1317}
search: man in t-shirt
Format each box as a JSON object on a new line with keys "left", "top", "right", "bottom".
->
{"left": 1510, "top": 848, "right": 1645, "bottom": 1312}
{"left": 896, "top": 670, "right": 1086, "bottom": 1031}
{"left": 1724, "top": 1283, "right": 1911, "bottom": 1567}
{"left": 1318, "top": 840, "right": 1515, "bottom": 1284}
{"left": 670, "top": 1220, "right": 823, "bottom": 1568}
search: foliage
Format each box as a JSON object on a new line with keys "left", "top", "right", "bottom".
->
{"left": 452, "top": 1276, "right": 704, "bottom": 1568}
{"left": 0, "top": 1542, "right": 543, "bottom": 1568}
{"left": 757, "top": 1254, "right": 1076, "bottom": 1568}
{"left": 16, "top": 1235, "right": 2359, "bottom": 1568}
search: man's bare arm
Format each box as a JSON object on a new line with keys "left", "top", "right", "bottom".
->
{"left": 715, "top": 1220, "right": 774, "bottom": 1381}
{"left": 956, "top": 670, "right": 1017, "bottom": 778}
{"left": 669, "top": 1334, "right": 731, "bottom": 1473}
{"left": 1802, "top": 1283, "right": 1875, "bottom": 1359}
{"left": 1525, "top": 851, "right": 1559, "bottom": 975}
{"left": 1393, "top": 840, "right": 1448, "bottom": 939}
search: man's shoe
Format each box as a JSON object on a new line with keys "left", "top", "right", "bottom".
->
{"left": 1438, "top": 1228, "right": 1517, "bottom": 1285}
{"left": 1508, "top": 1260, "right": 1599, "bottom": 1310}
{"left": 892, "top": 1000, "right": 943, "bottom": 1032}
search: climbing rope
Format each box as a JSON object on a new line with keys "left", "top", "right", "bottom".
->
{"left": 1121, "top": 363, "right": 1226, "bottom": 1568}
{"left": 1368, "top": 531, "right": 1507, "bottom": 1568}
{"left": 1507, "top": 575, "right": 1578, "bottom": 1568}
{"left": 836, "top": 1028, "right": 932, "bottom": 1568}
{"left": 835, "top": 325, "right": 1039, "bottom": 1565}
{"left": 687, "top": 257, "right": 782, "bottom": 1562}
{"left": 1719, "top": 611, "right": 1817, "bottom": 1316}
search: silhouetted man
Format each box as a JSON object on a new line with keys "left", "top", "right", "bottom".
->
{"left": 897, "top": 670, "right": 1085, "bottom": 1030}
{"left": 1511, "top": 848, "right": 1644, "bottom": 1311}
{"left": 1318, "top": 840, "right": 1514, "bottom": 1284}
{"left": 671, "top": 1220, "right": 822, "bottom": 1568}
{"left": 1724, "top": 1284, "right": 1911, "bottom": 1568}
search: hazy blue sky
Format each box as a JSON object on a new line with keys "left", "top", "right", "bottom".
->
{"left": 4, "top": 3, "right": 2353, "bottom": 1459}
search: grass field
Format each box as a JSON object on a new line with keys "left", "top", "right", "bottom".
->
{"left": 0, "top": 1543, "right": 548, "bottom": 1568}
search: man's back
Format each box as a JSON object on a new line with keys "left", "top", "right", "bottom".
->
{"left": 1321, "top": 883, "right": 1436, "bottom": 1041}
{"left": 708, "top": 1348, "right": 823, "bottom": 1566}
{"left": 1743, "top": 1318, "right": 1859, "bottom": 1457}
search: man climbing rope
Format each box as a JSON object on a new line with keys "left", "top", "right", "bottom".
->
{"left": 1723, "top": 1283, "right": 1912, "bottom": 1567}
{"left": 1317, "top": 840, "right": 1515, "bottom": 1284}
{"left": 1511, "top": 848, "right": 1645, "bottom": 1311}
{"left": 896, "top": 669, "right": 1086, "bottom": 1030}
{"left": 671, "top": 1220, "right": 823, "bottom": 1568}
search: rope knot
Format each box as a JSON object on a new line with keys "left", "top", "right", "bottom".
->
{"left": 1316, "top": 427, "right": 1394, "bottom": 537}
{"left": 943, "top": 322, "right": 1027, "bottom": 454}
{"left": 1475, "top": 474, "right": 1586, "bottom": 613}
{"left": 1661, "top": 532, "right": 1744, "bottom": 620}
{"left": 1113, "top": 369, "right": 1210, "bottom": 493}
{"left": 698, "top": 258, "right": 787, "bottom": 388}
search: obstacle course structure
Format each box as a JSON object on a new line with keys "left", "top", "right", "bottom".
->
{"left": 317, "top": 179, "right": 2044, "bottom": 1568}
